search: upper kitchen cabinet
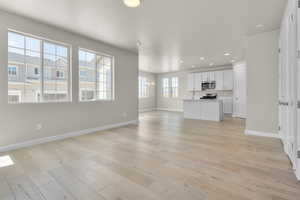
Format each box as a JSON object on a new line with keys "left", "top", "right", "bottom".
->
{"left": 223, "top": 70, "right": 233, "bottom": 90}
{"left": 215, "top": 71, "right": 224, "bottom": 90}
{"left": 194, "top": 73, "right": 202, "bottom": 91}
{"left": 202, "top": 72, "right": 209, "bottom": 82}
{"left": 187, "top": 73, "right": 195, "bottom": 91}
{"left": 187, "top": 73, "right": 202, "bottom": 91}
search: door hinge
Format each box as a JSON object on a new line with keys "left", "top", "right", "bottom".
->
{"left": 278, "top": 126, "right": 281, "bottom": 131}
{"left": 291, "top": 14, "right": 294, "bottom": 22}
{"left": 278, "top": 48, "right": 281, "bottom": 53}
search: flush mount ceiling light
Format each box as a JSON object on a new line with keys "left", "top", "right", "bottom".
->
{"left": 256, "top": 24, "right": 264, "bottom": 28}
{"left": 123, "top": 0, "right": 141, "bottom": 7}
{"left": 209, "top": 63, "right": 214, "bottom": 66}
{"left": 231, "top": 59, "right": 236, "bottom": 63}
{"left": 200, "top": 57, "right": 205, "bottom": 60}
{"left": 224, "top": 53, "right": 230, "bottom": 56}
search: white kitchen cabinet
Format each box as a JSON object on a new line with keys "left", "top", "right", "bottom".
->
{"left": 209, "top": 71, "right": 215, "bottom": 81}
{"left": 194, "top": 73, "right": 202, "bottom": 91}
{"left": 223, "top": 70, "right": 233, "bottom": 90}
{"left": 220, "top": 97, "right": 233, "bottom": 114}
{"left": 187, "top": 73, "right": 195, "bottom": 91}
{"left": 215, "top": 71, "right": 224, "bottom": 90}
{"left": 202, "top": 72, "right": 209, "bottom": 82}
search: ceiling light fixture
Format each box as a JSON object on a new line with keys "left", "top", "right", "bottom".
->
{"left": 200, "top": 57, "right": 205, "bottom": 60}
{"left": 256, "top": 24, "right": 264, "bottom": 28}
{"left": 209, "top": 63, "right": 214, "bottom": 66}
{"left": 179, "top": 60, "right": 184, "bottom": 64}
{"left": 224, "top": 53, "right": 230, "bottom": 56}
{"left": 231, "top": 60, "right": 236, "bottom": 63}
{"left": 123, "top": 0, "right": 141, "bottom": 8}
{"left": 192, "top": 65, "right": 195, "bottom": 68}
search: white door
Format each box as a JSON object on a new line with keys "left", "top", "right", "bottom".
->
{"left": 233, "top": 63, "right": 247, "bottom": 118}
{"left": 279, "top": 3, "right": 297, "bottom": 169}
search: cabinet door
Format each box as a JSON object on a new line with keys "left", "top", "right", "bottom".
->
{"left": 215, "top": 71, "right": 224, "bottom": 90}
{"left": 223, "top": 98, "right": 233, "bottom": 114}
{"left": 194, "top": 73, "right": 202, "bottom": 91}
{"left": 187, "top": 73, "right": 195, "bottom": 91}
{"left": 223, "top": 70, "right": 233, "bottom": 90}
{"left": 209, "top": 72, "right": 215, "bottom": 82}
{"left": 202, "top": 72, "right": 209, "bottom": 82}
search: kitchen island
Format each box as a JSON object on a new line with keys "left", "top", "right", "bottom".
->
{"left": 183, "top": 99, "right": 224, "bottom": 121}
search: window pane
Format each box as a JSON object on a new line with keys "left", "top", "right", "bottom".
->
{"left": 97, "top": 56, "right": 113, "bottom": 100}
{"left": 8, "top": 32, "right": 42, "bottom": 103}
{"left": 79, "top": 50, "right": 97, "bottom": 101}
{"left": 43, "top": 42, "right": 69, "bottom": 102}
{"left": 8, "top": 32, "right": 24, "bottom": 48}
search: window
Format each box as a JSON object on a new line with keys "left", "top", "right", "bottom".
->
{"left": 8, "top": 66, "right": 17, "bottom": 76}
{"left": 8, "top": 31, "right": 71, "bottom": 103}
{"left": 162, "top": 78, "right": 169, "bottom": 98}
{"left": 79, "top": 49, "right": 114, "bottom": 101}
{"left": 8, "top": 91, "right": 21, "bottom": 104}
{"left": 171, "top": 77, "right": 178, "bottom": 98}
{"left": 34, "top": 67, "right": 39, "bottom": 75}
{"left": 139, "top": 76, "right": 149, "bottom": 98}
{"left": 162, "top": 77, "right": 178, "bottom": 98}
{"left": 56, "top": 70, "right": 64, "bottom": 78}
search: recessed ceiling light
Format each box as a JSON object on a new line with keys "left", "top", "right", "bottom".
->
{"left": 192, "top": 65, "right": 195, "bottom": 68}
{"left": 256, "top": 24, "right": 264, "bottom": 28}
{"left": 224, "top": 53, "right": 230, "bottom": 56}
{"left": 123, "top": 0, "right": 141, "bottom": 8}
{"left": 200, "top": 57, "right": 205, "bottom": 60}
{"left": 209, "top": 63, "right": 214, "bottom": 66}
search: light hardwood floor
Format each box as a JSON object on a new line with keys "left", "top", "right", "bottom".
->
{"left": 0, "top": 111, "right": 299, "bottom": 200}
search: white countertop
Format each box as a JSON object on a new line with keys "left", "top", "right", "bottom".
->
{"left": 183, "top": 99, "right": 223, "bottom": 103}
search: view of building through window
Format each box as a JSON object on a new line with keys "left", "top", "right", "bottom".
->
{"left": 79, "top": 49, "right": 114, "bottom": 101}
{"left": 8, "top": 31, "right": 70, "bottom": 103}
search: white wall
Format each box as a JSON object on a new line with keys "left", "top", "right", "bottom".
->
{"left": 245, "top": 30, "right": 279, "bottom": 135}
{"left": 0, "top": 11, "right": 138, "bottom": 147}
{"left": 156, "top": 66, "right": 233, "bottom": 112}
{"left": 139, "top": 71, "right": 156, "bottom": 112}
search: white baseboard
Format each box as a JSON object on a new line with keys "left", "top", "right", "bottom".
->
{"left": 245, "top": 129, "right": 281, "bottom": 139}
{"left": 139, "top": 108, "right": 156, "bottom": 113}
{"left": 156, "top": 108, "right": 183, "bottom": 112}
{"left": 0, "top": 120, "right": 139, "bottom": 153}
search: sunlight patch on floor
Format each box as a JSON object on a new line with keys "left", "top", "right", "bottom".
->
{"left": 0, "top": 155, "right": 14, "bottom": 168}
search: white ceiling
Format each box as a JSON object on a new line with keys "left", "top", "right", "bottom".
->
{"left": 0, "top": 0, "right": 287, "bottom": 73}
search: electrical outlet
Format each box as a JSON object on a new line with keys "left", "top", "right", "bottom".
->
{"left": 36, "top": 123, "right": 43, "bottom": 130}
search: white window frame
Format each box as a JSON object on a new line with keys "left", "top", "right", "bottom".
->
{"left": 7, "top": 30, "right": 72, "bottom": 104}
{"left": 139, "top": 76, "right": 149, "bottom": 98}
{"left": 171, "top": 77, "right": 179, "bottom": 98}
{"left": 162, "top": 78, "right": 169, "bottom": 98}
{"left": 78, "top": 48, "right": 115, "bottom": 102}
